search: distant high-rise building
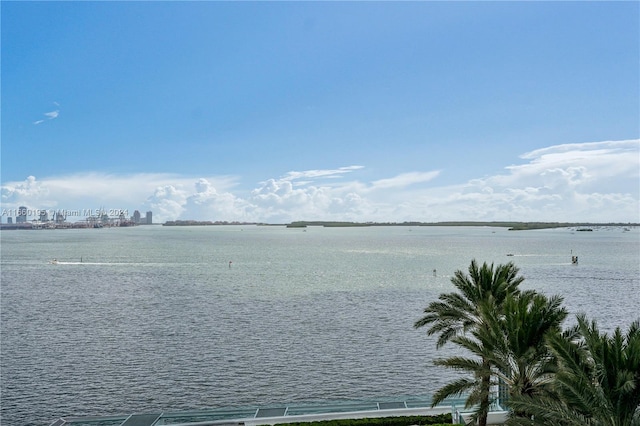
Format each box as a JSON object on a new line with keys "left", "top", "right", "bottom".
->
{"left": 39, "top": 210, "right": 49, "bottom": 222}
{"left": 16, "top": 206, "right": 27, "bottom": 223}
{"left": 133, "top": 210, "right": 141, "bottom": 224}
{"left": 54, "top": 211, "right": 66, "bottom": 223}
{"left": 146, "top": 211, "right": 152, "bottom": 224}
{"left": 7, "top": 217, "right": 13, "bottom": 224}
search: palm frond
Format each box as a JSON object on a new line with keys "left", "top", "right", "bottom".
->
{"left": 430, "top": 377, "right": 477, "bottom": 407}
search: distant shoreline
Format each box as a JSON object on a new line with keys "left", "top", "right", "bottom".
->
{"left": 164, "top": 220, "right": 638, "bottom": 231}
{"left": 2, "top": 220, "right": 637, "bottom": 231}
{"left": 283, "top": 221, "right": 638, "bottom": 230}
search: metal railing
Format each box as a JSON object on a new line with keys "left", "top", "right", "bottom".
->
{"left": 49, "top": 396, "right": 468, "bottom": 426}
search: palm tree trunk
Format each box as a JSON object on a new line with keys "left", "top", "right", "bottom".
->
{"left": 478, "top": 357, "right": 490, "bottom": 426}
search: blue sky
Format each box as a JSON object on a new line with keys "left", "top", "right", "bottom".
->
{"left": 2, "top": 1, "right": 639, "bottom": 223}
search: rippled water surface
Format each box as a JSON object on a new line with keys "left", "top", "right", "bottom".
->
{"left": 1, "top": 225, "right": 639, "bottom": 425}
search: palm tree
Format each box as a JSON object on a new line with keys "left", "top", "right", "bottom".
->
{"left": 426, "top": 292, "right": 567, "bottom": 424}
{"left": 480, "top": 292, "right": 568, "bottom": 414}
{"left": 506, "top": 314, "right": 640, "bottom": 425}
{"left": 414, "top": 259, "right": 525, "bottom": 426}
{"left": 429, "top": 323, "right": 498, "bottom": 426}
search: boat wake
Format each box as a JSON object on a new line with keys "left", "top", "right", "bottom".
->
{"left": 47, "top": 261, "right": 202, "bottom": 266}
{"left": 48, "top": 261, "right": 161, "bottom": 266}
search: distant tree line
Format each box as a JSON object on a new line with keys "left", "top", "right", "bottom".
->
{"left": 286, "top": 221, "right": 638, "bottom": 230}
{"left": 163, "top": 220, "right": 258, "bottom": 226}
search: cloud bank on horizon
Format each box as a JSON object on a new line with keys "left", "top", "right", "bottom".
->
{"left": 2, "top": 139, "right": 638, "bottom": 224}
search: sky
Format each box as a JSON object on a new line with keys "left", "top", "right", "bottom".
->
{"left": 1, "top": 1, "right": 639, "bottom": 224}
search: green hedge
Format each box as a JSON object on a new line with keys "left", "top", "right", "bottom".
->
{"left": 273, "top": 414, "right": 452, "bottom": 426}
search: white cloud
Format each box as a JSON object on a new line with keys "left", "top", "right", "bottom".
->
{"left": 280, "top": 166, "right": 365, "bottom": 182}
{"left": 511, "top": 140, "right": 638, "bottom": 190}
{"left": 33, "top": 105, "right": 60, "bottom": 125}
{"left": 180, "top": 178, "right": 253, "bottom": 222}
{"left": 371, "top": 171, "right": 440, "bottom": 190}
{"left": 1, "top": 176, "right": 50, "bottom": 201}
{"left": 429, "top": 139, "right": 640, "bottom": 222}
{"left": 1, "top": 173, "right": 238, "bottom": 222}
{"left": 141, "top": 185, "right": 188, "bottom": 220}
{"left": 2, "top": 139, "right": 638, "bottom": 224}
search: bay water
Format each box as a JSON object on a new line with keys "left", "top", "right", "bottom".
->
{"left": 1, "top": 225, "right": 638, "bottom": 425}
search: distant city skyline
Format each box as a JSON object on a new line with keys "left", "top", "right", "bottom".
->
{"left": 0, "top": 206, "right": 152, "bottom": 226}
{"left": 2, "top": 2, "right": 638, "bottom": 223}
